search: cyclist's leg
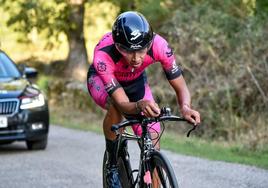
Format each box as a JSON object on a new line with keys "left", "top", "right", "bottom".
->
{"left": 87, "top": 73, "right": 108, "bottom": 110}
{"left": 131, "top": 83, "right": 161, "bottom": 150}
{"left": 87, "top": 73, "right": 123, "bottom": 138}
{"left": 103, "top": 105, "right": 123, "bottom": 140}
{"left": 103, "top": 106, "right": 125, "bottom": 188}
{"left": 87, "top": 73, "right": 122, "bottom": 187}
{"left": 128, "top": 83, "right": 162, "bottom": 187}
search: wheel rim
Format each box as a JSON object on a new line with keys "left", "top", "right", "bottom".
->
{"left": 149, "top": 154, "right": 177, "bottom": 188}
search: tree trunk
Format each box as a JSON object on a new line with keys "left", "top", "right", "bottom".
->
{"left": 65, "top": 0, "right": 88, "bottom": 82}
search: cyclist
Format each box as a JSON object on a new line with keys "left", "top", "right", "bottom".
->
{"left": 87, "top": 11, "right": 201, "bottom": 188}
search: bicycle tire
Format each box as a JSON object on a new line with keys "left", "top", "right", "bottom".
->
{"left": 148, "top": 150, "right": 179, "bottom": 188}
{"left": 102, "top": 151, "right": 109, "bottom": 188}
{"left": 102, "top": 142, "right": 134, "bottom": 188}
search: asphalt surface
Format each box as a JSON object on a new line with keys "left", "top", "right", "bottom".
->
{"left": 0, "top": 125, "right": 267, "bottom": 188}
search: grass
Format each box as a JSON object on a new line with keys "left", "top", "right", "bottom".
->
{"left": 50, "top": 107, "right": 103, "bottom": 134}
{"left": 161, "top": 133, "right": 268, "bottom": 169}
{"left": 50, "top": 107, "right": 268, "bottom": 170}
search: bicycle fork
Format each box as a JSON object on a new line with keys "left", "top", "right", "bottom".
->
{"left": 137, "top": 134, "right": 154, "bottom": 188}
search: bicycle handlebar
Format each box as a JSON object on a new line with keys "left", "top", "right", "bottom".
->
{"left": 111, "top": 107, "right": 197, "bottom": 137}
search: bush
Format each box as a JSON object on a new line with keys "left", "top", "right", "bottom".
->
{"left": 46, "top": 78, "right": 103, "bottom": 115}
{"left": 149, "top": 3, "right": 268, "bottom": 151}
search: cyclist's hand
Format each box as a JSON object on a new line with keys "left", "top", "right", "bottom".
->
{"left": 137, "top": 100, "right": 160, "bottom": 117}
{"left": 181, "top": 105, "right": 201, "bottom": 125}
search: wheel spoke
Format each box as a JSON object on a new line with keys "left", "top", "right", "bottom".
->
{"left": 160, "top": 166, "right": 170, "bottom": 188}
{"left": 149, "top": 151, "right": 179, "bottom": 188}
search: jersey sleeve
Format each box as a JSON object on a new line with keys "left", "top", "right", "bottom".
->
{"left": 93, "top": 52, "right": 121, "bottom": 95}
{"left": 153, "top": 35, "right": 182, "bottom": 80}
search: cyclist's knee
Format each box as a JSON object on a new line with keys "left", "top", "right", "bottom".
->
{"left": 154, "top": 143, "right": 160, "bottom": 151}
{"left": 103, "top": 104, "right": 123, "bottom": 139}
{"left": 105, "top": 104, "right": 123, "bottom": 123}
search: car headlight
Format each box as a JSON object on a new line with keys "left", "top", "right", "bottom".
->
{"left": 20, "top": 93, "right": 45, "bottom": 109}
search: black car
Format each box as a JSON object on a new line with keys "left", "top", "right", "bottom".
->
{"left": 0, "top": 50, "right": 49, "bottom": 150}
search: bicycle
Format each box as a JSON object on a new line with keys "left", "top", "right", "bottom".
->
{"left": 102, "top": 107, "right": 197, "bottom": 188}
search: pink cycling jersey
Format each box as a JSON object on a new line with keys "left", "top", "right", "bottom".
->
{"left": 89, "top": 32, "right": 181, "bottom": 96}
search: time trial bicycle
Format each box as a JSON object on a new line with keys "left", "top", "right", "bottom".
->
{"left": 102, "top": 107, "right": 197, "bottom": 188}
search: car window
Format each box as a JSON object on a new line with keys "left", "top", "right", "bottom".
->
{"left": 0, "top": 52, "right": 21, "bottom": 78}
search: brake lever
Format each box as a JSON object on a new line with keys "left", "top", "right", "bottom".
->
{"left": 187, "top": 125, "right": 197, "bottom": 137}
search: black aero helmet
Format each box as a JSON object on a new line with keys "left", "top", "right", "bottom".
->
{"left": 112, "top": 11, "right": 154, "bottom": 52}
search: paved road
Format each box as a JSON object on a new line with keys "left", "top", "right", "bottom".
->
{"left": 0, "top": 125, "right": 267, "bottom": 188}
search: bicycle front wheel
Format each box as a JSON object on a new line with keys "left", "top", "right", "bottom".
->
{"left": 102, "top": 144, "right": 134, "bottom": 188}
{"left": 148, "top": 150, "right": 179, "bottom": 188}
{"left": 102, "top": 151, "right": 109, "bottom": 188}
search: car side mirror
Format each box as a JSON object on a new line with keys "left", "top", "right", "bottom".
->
{"left": 24, "top": 67, "right": 38, "bottom": 79}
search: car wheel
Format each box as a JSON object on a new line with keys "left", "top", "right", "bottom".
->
{"left": 26, "top": 136, "right": 48, "bottom": 150}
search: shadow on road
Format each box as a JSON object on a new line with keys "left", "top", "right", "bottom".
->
{"left": 0, "top": 142, "right": 29, "bottom": 154}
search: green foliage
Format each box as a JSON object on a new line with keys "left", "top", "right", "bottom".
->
{"left": 46, "top": 78, "right": 103, "bottom": 115}
{"left": 256, "top": 0, "right": 268, "bottom": 15}
{"left": 1, "top": 0, "right": 74, "bottom": 48}
{"left": 180, "top": 0, "right": 256, "bottom": 16}
{"left": 36, "top": 75, "right": 51, "bottom": 95}
{"left": 84, "top": 1, "right": 119, "bottom": 58}
{"left": 134, "top": 0, "right": 170, "bottom": 27}
{"left": 104, "top": 0, "right": 171, "bottom": 28}
{"left": 151, "top": 2, "right": 268, "bottom": 151}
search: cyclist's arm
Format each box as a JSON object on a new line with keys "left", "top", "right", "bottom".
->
{"left": 168, "top": 75, "right": 201, "bottom": 125}
{"left": 168, "top": 75, "right": 191, "bottom": 108}
{"left": 111, "top": 88, "right": 160, "bottom": 117}
{"left": 152, "top": 35, "right": 200, "bottom": 124}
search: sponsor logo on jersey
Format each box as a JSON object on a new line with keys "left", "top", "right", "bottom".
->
{"left": 105, "top": 78, "right": 117, "bottom": 92}
{"left": 130, "top": 30, "right": 142, "bottom": 41}
{"left": 97, "top": 61, "right": 106, "bottom": 72}
{"left": 166, "top": 45, "right": 173, "bottom": 58}
{"left": 171, "top": 60, "right": 179, "bottom": 74}
{"left": 88, "top": 76, "right": 100, "bottom": 91}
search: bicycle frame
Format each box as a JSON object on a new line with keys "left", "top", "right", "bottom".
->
{"left": 105, "top": 107, "right": 197, "bottom": 188}
{"left": 115, "top": 120, "right": 156, "bottom": 187}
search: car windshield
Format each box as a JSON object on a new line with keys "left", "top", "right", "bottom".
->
{"left": 0, "top": 51, "right": 21, "bottom": 78}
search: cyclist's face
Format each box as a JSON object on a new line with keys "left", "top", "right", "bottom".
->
{"left": 116, "top": 45, "right": 148, "bottom": 68}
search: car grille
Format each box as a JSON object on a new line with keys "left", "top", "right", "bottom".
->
{"left": 0, "top": 99, "right": 19, "bottom": 116}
